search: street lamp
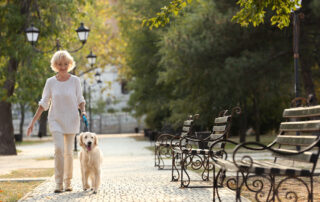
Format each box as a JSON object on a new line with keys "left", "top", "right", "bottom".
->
{"left": 83, "top": 51, "right": 100, "bottom": 132}
{"left": 76, "top": 23, "right": 90, "bottom": 44}
{"left": 292, "top": 0, "right": 302, "bottom": 99}
{"left": 95, "top": 71, "right": 101, "bottom": 81}
{"left": 87, "top": 50, "right": 97, "bottom": 66}
{"left": 25, "top": 22, "right": 90, "bottom": 53}
{"left": 25, "top": 24, "right": 39, "bottom": 46}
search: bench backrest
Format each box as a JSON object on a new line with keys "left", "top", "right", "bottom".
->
{"left": 181, "top": 115, "right": 197, "bottom": 138}
{"left": 208, "top": 108, "right": 240, "bottom": 149}
{"left": 272, "top": 105, "right": 320, "bottom": 168}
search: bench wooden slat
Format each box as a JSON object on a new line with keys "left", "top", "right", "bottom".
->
{"left": 210, "top": 133, "right": 224, "bottom": 140}
{"left": 280, "top": 120, "right": 320, "bottom": 132}
{"left": 213, "top": 125, "right": 226, "bottom": 132}
{"left": 285, "top": 131, "right": 315, "bottom": 136}
{"left": 283, "top": 106, "right": 320, "bottom": 118}
{"left": 182, "top": 126, "right": 191, "bottom": 132}
{"left": 214, "top": 116, "right": 230, "bottom": 124}
{"left": 276, "top": 135, "right": 318, "bottom": 146}
{"left": 272, "top": 148, "right": 318, "bottom": 163}
{"left": 183, "top": 120, "right": 193, "bottom": 126}
{"left": 208, "top": 134, "right": 225, "bottom": 148}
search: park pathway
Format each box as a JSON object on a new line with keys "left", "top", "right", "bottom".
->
{"left": 20, "top": 134, "right": 245, "bottom": 202}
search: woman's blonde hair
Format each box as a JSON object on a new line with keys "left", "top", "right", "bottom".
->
{"left": 50, "top": 50, "right": 76, "bottom": 72}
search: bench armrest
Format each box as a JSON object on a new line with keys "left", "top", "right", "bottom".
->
{"left": 156, "top": 134, "right": 178, "bottom": 144}
{"left": 231, "top": 138, "right": 320, "bottom": 169}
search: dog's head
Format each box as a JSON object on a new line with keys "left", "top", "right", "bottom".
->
{"left": 79, "top": 132, "right": 98, "bottom": 151}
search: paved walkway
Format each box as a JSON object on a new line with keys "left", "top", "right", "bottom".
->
{"left": 18, "top": 134, "right": 247, "bottom": 202}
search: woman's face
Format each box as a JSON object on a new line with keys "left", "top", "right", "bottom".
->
{"left": 55, "top": 57, "right": 70, "bottom": 73}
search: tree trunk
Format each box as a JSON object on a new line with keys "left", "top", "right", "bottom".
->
{"left": 38, "top": 111, "right": 48, "bottom": 138}
{"left": 0, "top": 58, "right": 18, "bottom": 155}
{"left": 299, "top": 9, "right": 317, "bottom": 104}
{"left": 19, "top": 103, "right": 25, "bottom": 141}
{"left": 0, "top": 0, "right": 32, "bottom": 155}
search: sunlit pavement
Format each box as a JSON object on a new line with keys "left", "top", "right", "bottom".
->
{"left": 18, "top": 134, "right": 249, "bottom": 201}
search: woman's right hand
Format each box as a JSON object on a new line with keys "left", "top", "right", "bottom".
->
{"left": 27, "top": 122, "right": 34, "bottom": 136}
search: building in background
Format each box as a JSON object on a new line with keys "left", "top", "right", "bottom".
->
{"left": 84, "top": 65, "right": 143, "bottom": 134}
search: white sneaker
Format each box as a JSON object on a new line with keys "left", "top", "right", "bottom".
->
{"left": 54, "top": 184, "right": 63, "bottom": 193}
{"left": 65, "top": 183, "right": 72, "bottom": 192}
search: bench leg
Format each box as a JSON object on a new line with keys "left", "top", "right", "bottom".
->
{"left": 235, "top": 171, "right": 245, "bottom": 202}
{"left": 202, "top": 156, "right": 210, "bottom": 181}
{"left": 180, "top": 152, "right": 184, "bottom": 187}
{"left": 212, "top": 165, "right": 223, "bottom": 202}
{"left": 171, "top": 151, "right": 179, "bottom": 181}
{"left": 310, "top": 176, "right": 313, "bottom": 202}
{"left": 213, "top": 164, "right": 216, "bottom": 201}
{"left": 180, "top": 153, "right": 191, "bottom": 188}
{"left": 154, "top": 145, "right": 158, "bottom": 167}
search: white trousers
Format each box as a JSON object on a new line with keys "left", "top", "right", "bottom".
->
{"left": 52, "top": 132, "right": 75, "bottom": 185}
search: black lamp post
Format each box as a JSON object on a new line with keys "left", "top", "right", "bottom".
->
{"left": 83, "top": 51, "right": 97, "bottom": 101}
{"left": 83, "top": 51, "right": 100, "bottom": 132}
{"left": 292, "top": 0, "right": 302, "bottom": 99}
{"left": 88, "top": 73, "right": 102, "bottom": 132}
{"left": 292, "top": 1, "right": 302, "bottom": 151}
{"left": 74, "top": 51, "right": 97, "bottom": 152}
{"left": 25, "top": 22, "right": 90, "bottom": 53}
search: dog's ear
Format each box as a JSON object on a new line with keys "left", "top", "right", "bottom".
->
{"left": 79, "top": 133, "right": 84, "bottom": 147}
{"left": 94, "top": 134, "right": 98, "bottom": 146}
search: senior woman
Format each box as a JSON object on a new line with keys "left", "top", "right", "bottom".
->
{"left": 27, "top": 50, "right": 87, "bottom": 193}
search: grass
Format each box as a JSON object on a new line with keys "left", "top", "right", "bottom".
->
{"left": 0, "top": 168, "right": 54, "bottom": 179}
{"left": 0, "top": 181, "right": 41, "bottom": 202}
{"left": 34, "top": 156, "right": 54, "bottom": 161}
{"left": 0, "top": 168, "right": 54, "bottom": 202}
{"left": 131, "top": 135, "right": 148, "bottom": 142}
{"left": 15, "top": 140, "right": 50, "bottom": 146}
{"left": 145, "top": 146, "right": 155, "bottom": 152}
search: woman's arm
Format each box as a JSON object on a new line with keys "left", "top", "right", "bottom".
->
{"left": 79, "top": 102, "right": 87, "bottom": 118}
{"left": 27, "top": 105, "right": 45, "bottom": 136}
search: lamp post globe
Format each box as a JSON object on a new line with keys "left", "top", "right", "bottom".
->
{"left": 76, "top": 22, "right": 90, "bottom": 44}
{"left": 25, "top": 24, "right": 40, "bottom": 45}
{"left": 95, "top": 71, "right": 101, "bottom": 81}
{"left": 87, "top": 51, "right": 97, "bottom": 66}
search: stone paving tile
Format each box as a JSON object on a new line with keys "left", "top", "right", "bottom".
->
{"left": 20, "top": 135, "right": 248, "bottom": 202}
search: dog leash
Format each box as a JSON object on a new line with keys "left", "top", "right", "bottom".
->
{"left": 82, "top": 114, "right": 89, "bottom": 132}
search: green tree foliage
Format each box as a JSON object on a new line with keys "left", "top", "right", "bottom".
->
{"left": 0, "top": 0, "right": 88, "bottom": 155}
{"left": 144, "top": 0, "right": 302, "bottom": 29}
{"left": 116, "top": 0, "right": 172, "bottom": 130}
{"left": 117, "top": 0, "right": 302, "bottom": 141}
{"left": 157, "top": 0, "right": 293, "bottom": 135}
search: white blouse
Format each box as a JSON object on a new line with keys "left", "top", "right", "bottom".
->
{"left": 39, "top": 75, "right": 85, "bottom": 134}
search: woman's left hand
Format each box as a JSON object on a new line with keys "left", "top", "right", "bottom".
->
{"left": 81, "top": 111, "right": 87, "bottom": 119}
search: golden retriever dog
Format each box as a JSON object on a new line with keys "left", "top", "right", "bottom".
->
{"left": 79, "top": 132, "right": 103, "bottom": 194}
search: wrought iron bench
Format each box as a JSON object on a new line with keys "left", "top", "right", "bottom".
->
{"left": 154, "top": 114, "right": 197, "bottom": 170}
{"left": 174, "top": 107, "right": 240, "bottom": 188}
{"left": 210, "top": 101, "right": 320, "bottom": 201}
